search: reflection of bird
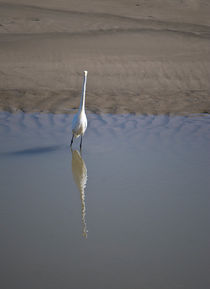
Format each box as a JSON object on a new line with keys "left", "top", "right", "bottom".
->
{"left": 71, "top": 149, "right": 88, "bottom": 238}
{"left": 70, "top": 71, "right": 88, "bottom": 150}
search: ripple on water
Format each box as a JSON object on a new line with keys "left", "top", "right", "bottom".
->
{"left": 0, "top": 112, "right": 209, "bottom": 155}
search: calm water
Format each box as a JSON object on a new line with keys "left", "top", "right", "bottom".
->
{"left": 0, "top": 112, "right": 210, "bottom": 289}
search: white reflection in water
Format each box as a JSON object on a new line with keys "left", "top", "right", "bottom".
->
{"left": 71, "top": 149, "right": 88, "bottom": 238}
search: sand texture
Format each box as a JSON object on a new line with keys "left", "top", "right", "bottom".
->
{"left": 0, "top": 0, "right": 210, "bottom": 114}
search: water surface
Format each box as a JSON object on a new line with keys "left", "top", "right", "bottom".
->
{"left": 0, "top": 112, "right": 210, "bottom": 289}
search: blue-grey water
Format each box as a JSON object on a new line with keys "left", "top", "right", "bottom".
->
{"left": 0, "top": 112, "right": 210, "bottom": 289}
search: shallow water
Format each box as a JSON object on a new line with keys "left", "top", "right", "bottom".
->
{"left": 0, "top": 112, "right": 210, "bottom": 289}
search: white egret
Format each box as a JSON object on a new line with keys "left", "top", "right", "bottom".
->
{"left": 70, "top": 70, "right": 88, "bottom": 149}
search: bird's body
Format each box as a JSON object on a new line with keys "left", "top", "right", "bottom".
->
{"left": 71, "top": 71, "right": 88, "bottom": 149}
{"left": 72, "top": 110, "right": 87, "bottom": 138}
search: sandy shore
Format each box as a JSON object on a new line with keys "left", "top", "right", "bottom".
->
{"left": 0, "top": 0, "right": 210, "bottom": 114}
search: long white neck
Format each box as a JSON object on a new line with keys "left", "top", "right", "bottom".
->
{"left": 79, "top": 70, "right": 88, "bottom": 112}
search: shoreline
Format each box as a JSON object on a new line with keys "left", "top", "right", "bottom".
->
{"left": 0, "top": 88, "right": 209, "bottom": 115}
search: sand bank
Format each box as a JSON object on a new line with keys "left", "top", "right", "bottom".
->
{"left": 0, "top": 0, "right": 210, "bottom": 114}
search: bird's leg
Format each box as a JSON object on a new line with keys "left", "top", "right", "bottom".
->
{"left": 70, "top": 135, "right": 74, "bottom": 147}
{"left": 80, "top": 135, "right": 83, "bottom": 150}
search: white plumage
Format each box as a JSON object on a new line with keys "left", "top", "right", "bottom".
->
{"left": 70, "top": 71, "right": 88, "bottom": 149}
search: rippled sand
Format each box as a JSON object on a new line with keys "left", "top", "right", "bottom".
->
{"left": 0, "top": 1, "right": 210, "bottom": 114}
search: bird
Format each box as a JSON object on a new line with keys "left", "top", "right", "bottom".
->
{"left": 70, "top": 70, "right": 88, "bottom": 149}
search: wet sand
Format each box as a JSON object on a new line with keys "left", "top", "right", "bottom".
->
{"left": 0, "top": 0, "right": 210, "bottom": 114}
